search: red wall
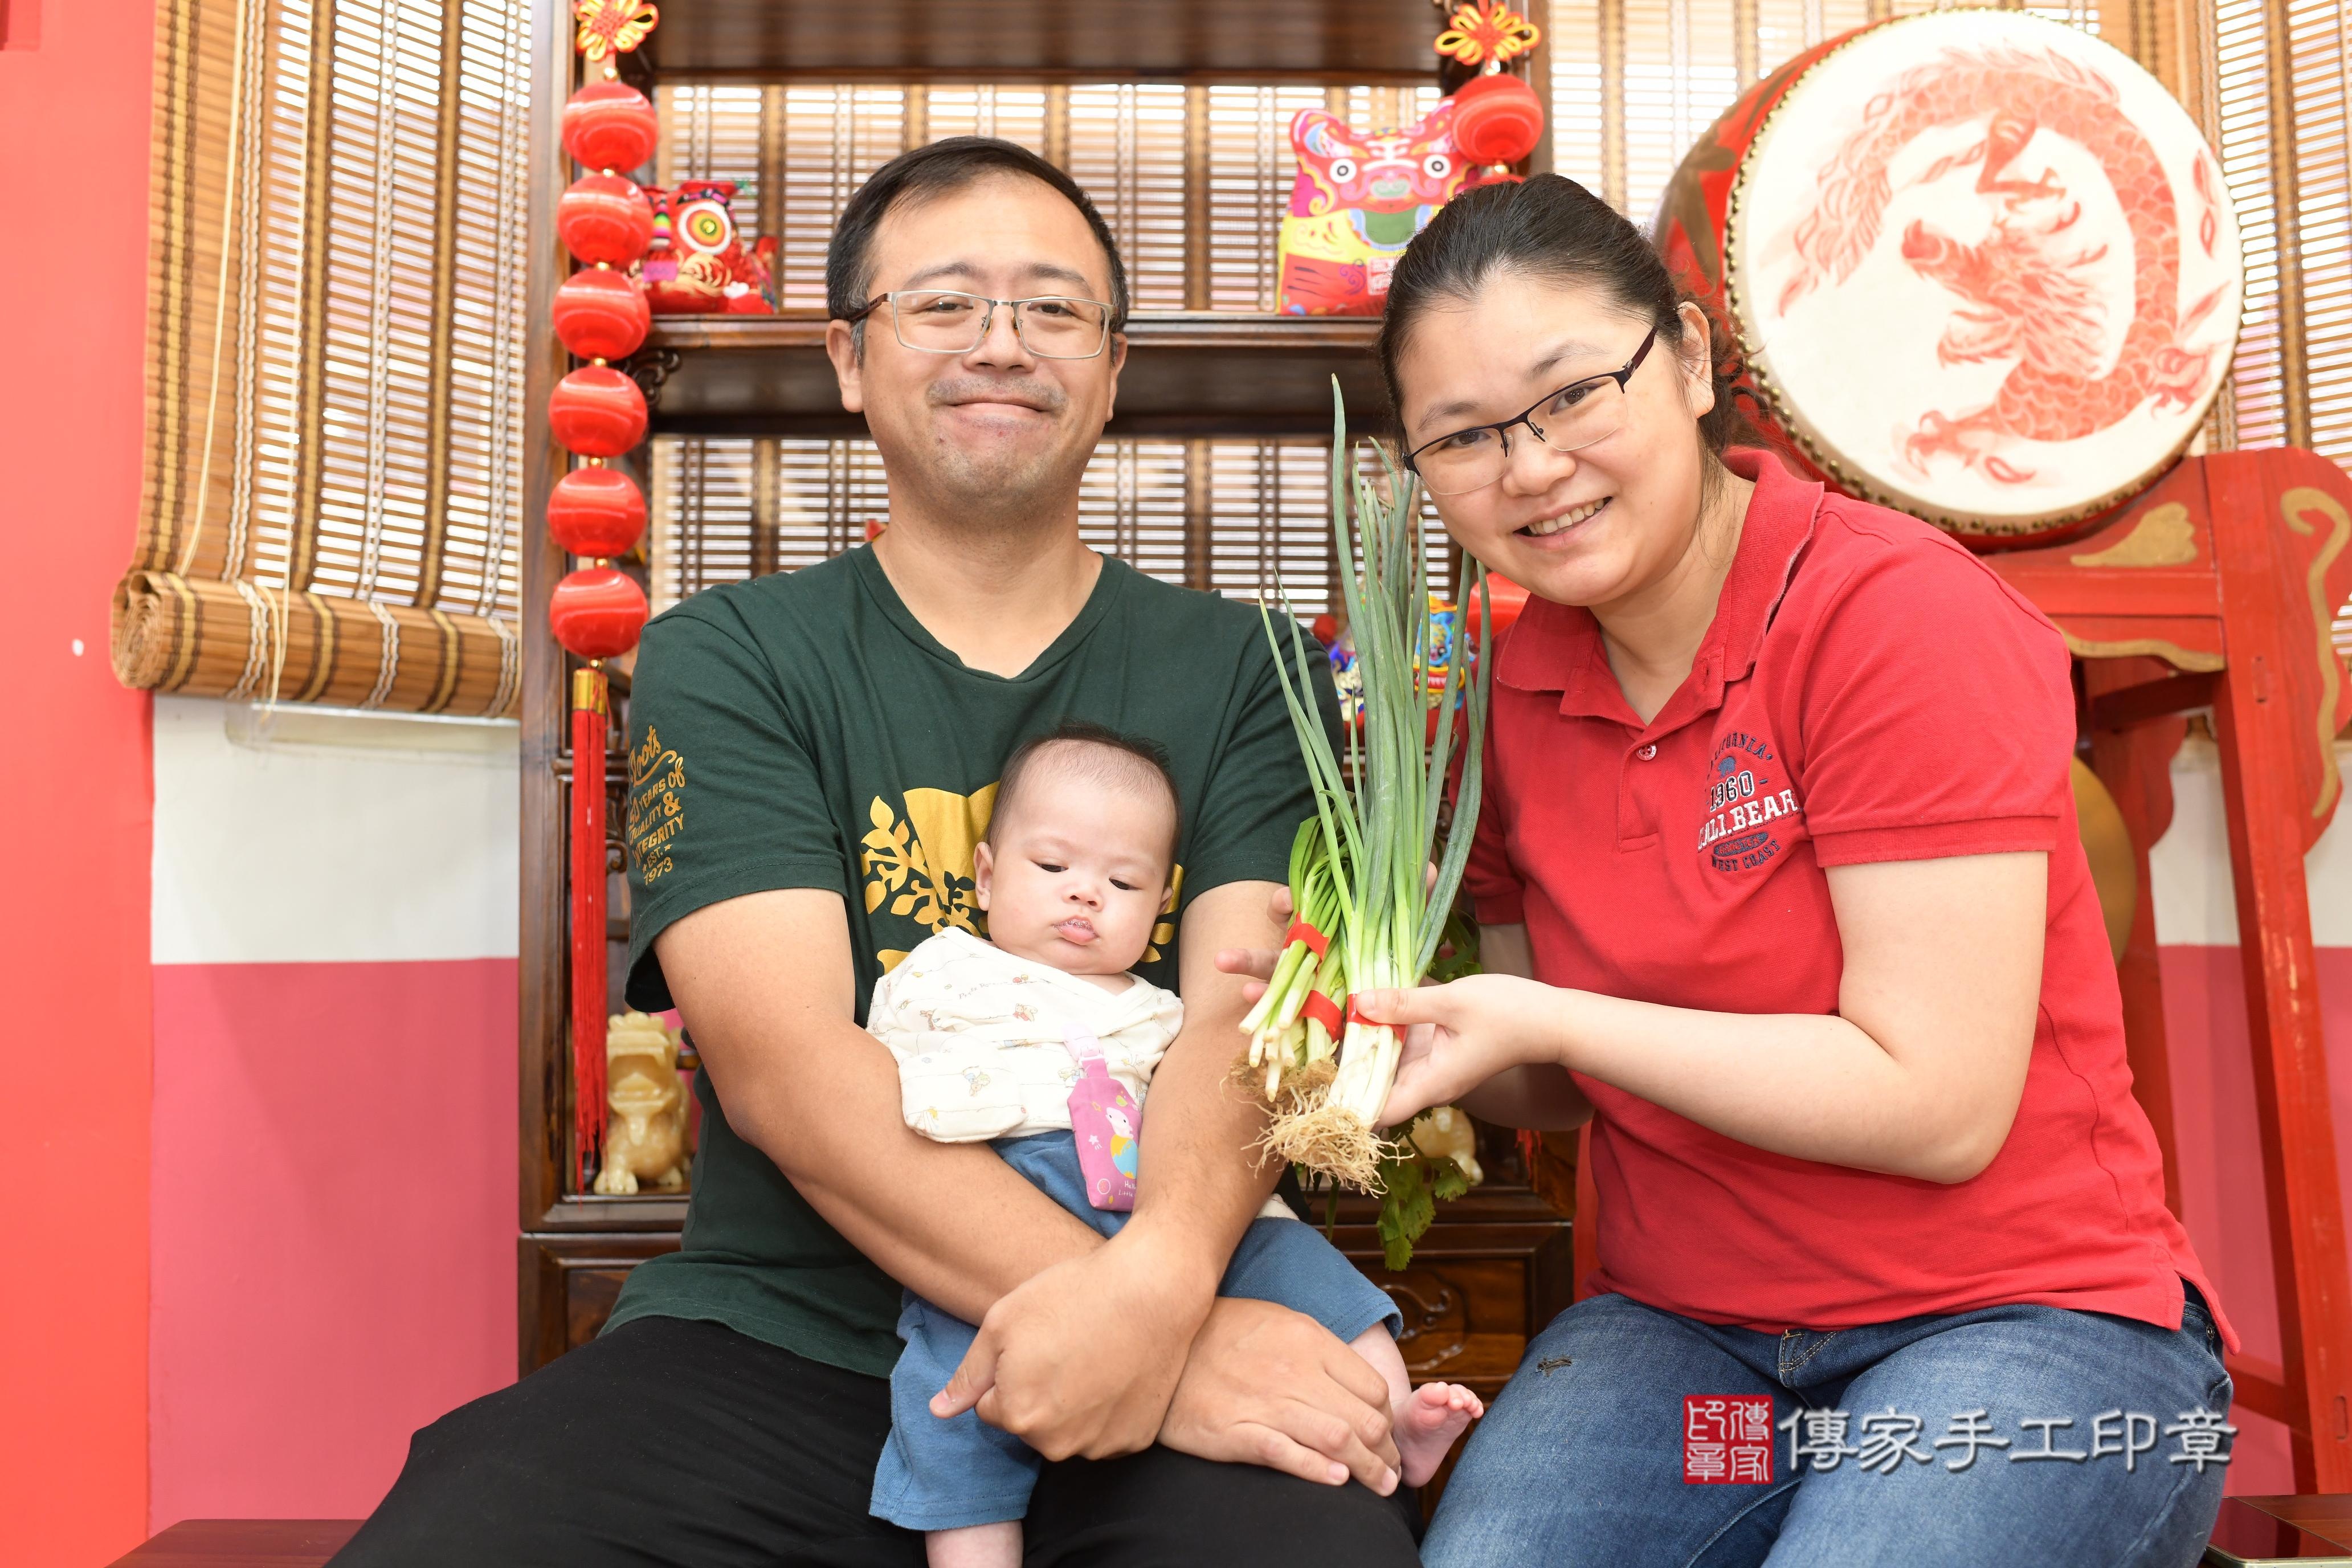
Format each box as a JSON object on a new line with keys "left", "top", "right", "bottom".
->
{"left": 0, "top": 0, "right": 160, "bottom": 1562}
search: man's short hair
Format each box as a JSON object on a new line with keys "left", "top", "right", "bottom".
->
{"left": 826, "top": 137, "right": 1131, "bottom": 338}
{"left": 986, "top": 719, "right": 1182, "bottom": 868}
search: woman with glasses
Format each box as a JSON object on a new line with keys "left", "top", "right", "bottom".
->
{"left": 1347, "top": 175, "right": 2235, "bottom": 1566}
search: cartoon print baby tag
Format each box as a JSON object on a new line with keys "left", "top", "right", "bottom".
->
{"left": 1065, "top": 1027, "right": 1140, "bottom": 1211}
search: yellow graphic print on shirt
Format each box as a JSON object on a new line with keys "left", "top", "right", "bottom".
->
{"left": 861, "top": 784, "right": 1182, "bottom": 972}
{"left": 627, "top": 726, "right": 686, "bottom": 884}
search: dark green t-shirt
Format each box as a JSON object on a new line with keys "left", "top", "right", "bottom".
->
{"left": 607, "top": 545, "right": 1328, "bottom": 1378}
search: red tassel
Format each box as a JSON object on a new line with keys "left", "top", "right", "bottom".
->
{"left": 572, "top": 667, "right": 610, "bottom": 1189}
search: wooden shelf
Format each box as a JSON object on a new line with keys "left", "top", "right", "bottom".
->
{"left": 638, "top": 312, "right": 1389, "bottom": 440}
{"left": 639, "top": 0, "right": 1442, "bottom": 83}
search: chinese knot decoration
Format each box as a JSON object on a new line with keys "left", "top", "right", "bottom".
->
{"left": 1434, "top": 1, "right": 1541, "bottom": 69}
{"left": 574, "top": 0, "right": 658, "bottom": 67}
{"left": 552, "top": 0, "right": 660, "bottom": 1187}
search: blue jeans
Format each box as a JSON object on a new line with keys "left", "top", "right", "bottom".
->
{"left": 1425, "top": 1285, "right": 2233, "bottom": 1568}
{"left": 869, "top": 1132, "right": 1402, "bottom": 1533}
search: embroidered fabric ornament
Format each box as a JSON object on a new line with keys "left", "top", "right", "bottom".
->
{"left": 1064, "top": 1028, "right": 1142, "bottom": 1212}
{"left": 1276, "top": 101, "right": 1471, "bottom": 316}
{"left": 642, "top": 181, "right": 779, "bottom": 315}
{"left": 1434, "top": 1, "right": 1541, "bottom": 68}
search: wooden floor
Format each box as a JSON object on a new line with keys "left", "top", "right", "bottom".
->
{"left": 107, "top": 1520, "right": 359, "bottom": 1566}
{"left": 107, "top": 1496, "right": 2352, "bottom": 1565}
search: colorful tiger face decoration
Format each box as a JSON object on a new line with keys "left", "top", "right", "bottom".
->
{"left": 640, "top": 179, "right": 778, "bottom": 316}
{"left": 1277, "top": 101, "right": 1471, "bottom": 316}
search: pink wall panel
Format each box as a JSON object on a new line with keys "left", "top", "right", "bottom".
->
{"left": 2161, "top": 944, "right": 2352, "bottom": 1496}
{"left": 149, "top": 958, "right": 519, "bottom": 1528}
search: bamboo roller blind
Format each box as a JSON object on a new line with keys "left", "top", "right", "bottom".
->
{"left": 114, "top": 0, "right": 532, "bottom": 717}
{"left": 651, "top": 436, "right": 1415, "bottom": 622}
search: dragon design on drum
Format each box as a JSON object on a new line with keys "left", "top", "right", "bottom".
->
{"left": 1771, "top": 44, "right": 2227, "bottom": 484}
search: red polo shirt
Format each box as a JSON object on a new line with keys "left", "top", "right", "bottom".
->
{"left": 1467, "top": 450, "right": 2233, "bottom": 1348}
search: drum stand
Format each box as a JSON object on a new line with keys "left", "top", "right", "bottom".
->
{"left": 1995, "top": 447, "right": 2352, "bottom": 1492}
{"left": 1569, "top": 448, "right": 2352, "bottom": 1492}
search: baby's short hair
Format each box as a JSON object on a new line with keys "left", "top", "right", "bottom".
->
{"left": 986, "top": 720, "right": 1182, "bottom": 868}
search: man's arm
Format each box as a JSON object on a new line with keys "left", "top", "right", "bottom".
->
{"left": 1123, "top": 879, "right": 1289, "bottom": 1288}
{"left": 656, "top": 886, "right": 1102, "bottom": 1321}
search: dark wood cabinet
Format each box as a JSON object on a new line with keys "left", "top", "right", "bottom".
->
{"left": 524, "top": 1125, "right": 1574, "bottom": 1387}
{"left": 639, "top": 0, "right": 1444, "bottom": 84}
{"left": 638, "top": 315, "right": 1386, "bottom": 439}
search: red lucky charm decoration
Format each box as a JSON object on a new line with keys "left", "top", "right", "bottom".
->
{"left": 1450, "top": 72, "right": 1545, "bottom": 169}
{"left": 552, "top": 0, "right": 659, "bottom": 1190}
{"left": 550, "top": 365, "right": 648, "bottom": 456}
{"left": 550, "top": 565, "right": 651, "bottom": 660}
{"left": 563, "top": 80, "right": 660, "bottom": 173}
{"left": 548, "top": 465, "right": 650, "bottom": 559}
{"left": 1434, "top": 1, "right": 1542, "bottom": 68}
{"left": 575, "top": 0, "right": 659, "bottom": 66}
{"left": 558, "top": 172, "right": 656, "bottom": 265}
{"left": 553, "top": 267, "right": 652, "bottom": 361}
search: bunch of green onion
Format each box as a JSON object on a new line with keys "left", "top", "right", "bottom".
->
{"left": 1238, "top": 383, "right": 1493, "bottom": 1191}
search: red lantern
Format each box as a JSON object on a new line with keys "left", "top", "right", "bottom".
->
{"left": 549, "top": 365, "right": 647, "bottom": 456}
{"left": 558, "top": 173, "right": 656, "bottom": 266}
{"left": 549, "top": 565, "right": 651, "bottom": 660}
{"left": 553, "top": 268, "right": 652, "bottom": 361}
{"left": 548, "top": 465, "right": 649, "bottom": 559}
{"left": 1451, "top": 72, "right": 1545, "bottom": 167}
{"left": 562, "top": 79, "right": 659, "bottom": 173}
{"left": 1464, "top": 571, "right": 1532, "bottom": 643}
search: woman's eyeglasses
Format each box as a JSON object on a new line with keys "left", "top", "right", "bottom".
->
{"left": 1404, "top": 328, "right": 1660, "bottom": 497}
{"left": 842, "top": 290, "right": 1114, "bottom": 360}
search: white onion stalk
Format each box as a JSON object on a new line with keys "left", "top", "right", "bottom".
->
{"left": 1238, "top": 381, "right": 1493, "bottom": 1192}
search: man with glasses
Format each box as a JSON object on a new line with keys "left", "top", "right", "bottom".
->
{"left": 334, "top": 138, "right": 1420, "bottom": 1568}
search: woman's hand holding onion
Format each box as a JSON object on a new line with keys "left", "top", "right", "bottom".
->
{"left": 1354, "top": 974, "right": 1569, "bottom": 1128}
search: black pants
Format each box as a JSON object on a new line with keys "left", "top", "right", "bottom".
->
{"left": 333, "top": 1317, "right": 1422, "bottom": 1568}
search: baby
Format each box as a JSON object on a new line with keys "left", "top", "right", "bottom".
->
{"left": 865, "top": 720, "right": 1481, "bottom": 1568}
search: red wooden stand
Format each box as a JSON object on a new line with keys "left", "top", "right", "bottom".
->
{"left": 1989, "top": 448, "right": 2352, "bottom": 1492}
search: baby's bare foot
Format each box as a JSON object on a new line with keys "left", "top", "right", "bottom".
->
{"left": 1395, "top": 1381, "right": 1484, "bottom": 1487}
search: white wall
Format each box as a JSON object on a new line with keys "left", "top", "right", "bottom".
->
{"left": 2150, "top": 737, "right": 2352, "bottom": 948}
{"left": 150, "top": 696, "right": 521, "bottom": 965}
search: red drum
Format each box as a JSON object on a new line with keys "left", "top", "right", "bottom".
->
{"left": 1656, "top": 11, "right": 2241, "bottom": 544}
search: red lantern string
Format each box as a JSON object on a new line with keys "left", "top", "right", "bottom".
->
{"left": 553, "top": 3, "right": 658, "bottom": 1190}
{"left": 1451, "top": 72, "right": 1545, "bottom": 170}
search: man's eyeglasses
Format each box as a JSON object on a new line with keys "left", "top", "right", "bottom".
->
{"left": 1403, "top": 328, "right": 1660, "bottom": 497}
{"left": 842, "top": 291, "right": 1115, "bottom": 360}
